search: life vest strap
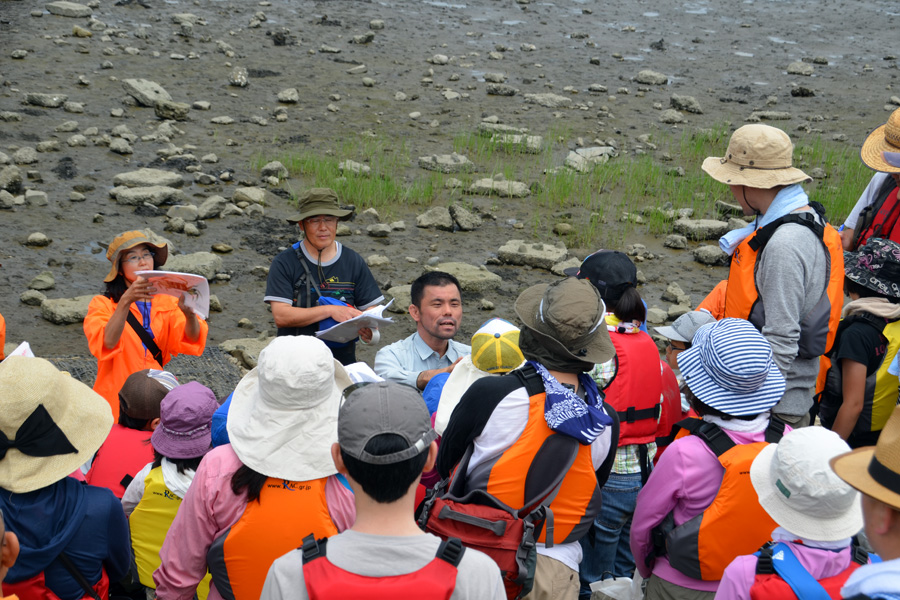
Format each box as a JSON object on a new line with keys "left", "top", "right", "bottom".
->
{"left": 674, "top": 418, "right": 736, "bottom": 457}
{"left": 301, "top": 535, "right": 327, "bottom": 564}
{"left": 764, "top": 416, "right": 786, "bottom": 443}
{"left": 748, "top": 212, "right": 825, "bottom": 253}
{"left": 617, "top": 404, "right": 661, "bottom": 423}
{"left": 435, "top": 538, "right": 465, "bottom": 567}
{"left": 512, "top": 363, "right": 545, "bottom": 397}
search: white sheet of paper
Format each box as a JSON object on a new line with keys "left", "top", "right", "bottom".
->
{"left": 136, "top": 270, "right": 210, "bottom": 319}
{"left": 315, "top": 300, "right": 394, "bottom": 344}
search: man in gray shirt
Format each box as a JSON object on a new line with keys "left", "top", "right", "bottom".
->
{"left": 261, "top": 381, "right": 504, "bottom": 600}
{"left": 701, "top": 124, "right": 843, "bottom": 426}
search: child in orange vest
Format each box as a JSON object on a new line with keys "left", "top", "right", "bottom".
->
{"left": 123, "top": 381, "right": 218, "bottom": 598}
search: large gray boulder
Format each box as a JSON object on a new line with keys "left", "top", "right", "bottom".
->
{"left": 41, "top": 295, "right": 93, "bottom": 325}
{"left": 427, "top": 262, "right": 501, "bottom": 292}
{"left": 692, "top": 245, "right": 729, "bottom": 266}
{"left": 0, "top": 166, "right": 23, "bottom": 193}
{"left": 385, "top": 285, "right": 412, "bottom": 314}
{"left": 113, "top": 186, "right": 186, "bottom": 206}
{"left": 46, "top": 1, "right": 92, "bottom": 17}
{"left": 468, "top": 178, "right": 530, "bottom": 198}
{"left": 24, "top": 93, "right": 68, "bottom": 108}
{"left": 449, "top": 204, "right": 482, "bottom": 231}
{"left": 122, "top": 79, "right": 173, "bottom": 107}
{"left": 673, "top": 218, "right": 730, "bottom": 241}
{"left": 113, "top": 168, "right": 184, "bottom": 188}
{"left": 165, "top": 252, "right": 223, "bottom": 280}
{"left": 498, "top": 240, "right": 568, "bottom": 270}
{"left": 565, "top": 147, "right": 617, "bottom": 172}
{"left": 417, "top": 153, "right": 474, "bottom": 174}
{"left": 198, "top": 195, "right": 228, "bottom": 219}
{"left": 233, "top": 187, "right": 268, "bottom": 205}
{"left": 524, "top": 93, "right": 572, "bottom": 108}
{"left": 635, "top": 70, "right": 668, "bottom": 85}
{"left": 219, "top": 336, "right": 274, "bottom": 370}
{"left": 416, "top": 206, "right": 454, "bottom": 230}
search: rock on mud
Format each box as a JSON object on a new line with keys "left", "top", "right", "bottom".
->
{"left": 46, "top": 2, "right": 92, "bottom": 18}
{"left": 491, "top": 134, "right": 542, "bottom": 154}
{"left": 449, "top": 204, "right": 482, "bottom": 231}
{"left": 692, "top": 245, "right": 729, "bottom": 266}
{"left": 498, "top": 240, "right": 567, "bottom": 270}
{"left": 427, "top": 262, "right": 501, "bottom": 292}
{"left": 416, "top": 206, "right": 454, "bottom": 230}
{"left": 41, "top": 295, "right": 93, "bottom": 325}
{"left": 418, "top": 153, "right": 474, "bottom": 174}
{"left": 565, "top": 147, "right": 616, "bottom": 172}
{"left": 671, "top": 94, "right": 703, "bottom": 114}
{"left": 469, "top": 178, "right": 530, "bottom": 198}
{"left": 113, "top": 186, "right": 186, "bottom": 206}
{"left": 165, "top": 252, "right": 223, "bottom": 280}
{"left": 673, "top": 218, "right": 730, "bottom": 240}
{"left": 114, "top": 168, "right": 184, "bottom": 188}
{"left": 635, "top": 70, "right": 668, "bottom": 85}
{"left": 524, "top": 93, "right": 572, "bottom": 108}
{"left": 122, "top": 79, "right": 172, "bottom": 107}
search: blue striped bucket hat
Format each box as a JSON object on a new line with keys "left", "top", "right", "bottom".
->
{"left": 677, "top": 318, "right": 785, "bottom": 416}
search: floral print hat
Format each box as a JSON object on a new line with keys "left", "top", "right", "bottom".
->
{"left": 845, "top": 237, "right": 900, "bottom": 299}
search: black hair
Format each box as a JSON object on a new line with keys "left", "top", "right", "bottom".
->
{"left": 102, "top": 252, "right": 161, "bottom": 303}
{"left": 684, "top": 386, "right": 756, "bottom": 421}
{"left": 340, "top": 434, "right": 429, "bottom": 504}
{"left": 610, "top": 287, "right": 646, "bottom": 323}
{"left": 410, "top": 271, "right": 461, "bottom": 308}
{"left": 118, "top": 401, "right": 153, "bottom": 431}
{"left": 845, "top": 276, "right": 900, "bottom": 303}
{"left": 152, "top": 450, "right": 205, "bottom": 474}
{"left": 231, "top": 464, "right": 268, "bottom": 503}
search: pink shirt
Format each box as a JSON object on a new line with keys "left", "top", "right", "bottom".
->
{"left": 154, "top": 444, "right": 355, "bottom": 600}
{"left": 630, "top": 424, "right": 788, "bottom": 592}
{"left": 715, "top": 542, "right": 854, "bottom": 600}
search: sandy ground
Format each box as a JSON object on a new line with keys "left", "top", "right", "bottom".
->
{"left": 1, "top": 0, "right": 898, "bottom": 367}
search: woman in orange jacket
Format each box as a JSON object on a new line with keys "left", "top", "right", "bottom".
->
{"left": 84, "top": 231, "right": 208, "bottom": 418}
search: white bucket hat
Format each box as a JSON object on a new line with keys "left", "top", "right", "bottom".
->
{"left": 751, "top": 427, "right": 862, "bottom": 541}
{"left": 227, "top": 336, "right": 352, "bottom": 482}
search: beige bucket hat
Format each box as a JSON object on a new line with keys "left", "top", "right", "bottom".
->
{"left": 104, "top": 230, "right": 168, "bottom": 283}
{"left": 227, "top": 336, "right": 352, "bottom": 482}
{"left": 832, "top": 406, "right": 900, "bottom": 511}
{"left": 0, "top": 356, "right": 113, "bottom": 493}
{"left": 702, "top": 124, "right": 811, "bottom": 189}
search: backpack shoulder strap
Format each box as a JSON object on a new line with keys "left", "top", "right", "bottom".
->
{"left": 749, "top": 212, "right": 824, "bottom": 252}
{"left": 754, "top": 543, "right": 775, "bottom": 575}
{"left": 512, "top": 362, "right": 545, "bottom": 397}
{"left": 435, "top": 538, "right": 466, "bottom": 567}
{"left": 765, "top": 415, "right": 787, "bottom": 443}
{"left": 764, "top": 542, "right": 833, "bottom": 600}
{"left": 676, "top": 418, "right": 736, "bottom": 457}
{"left": 301, "top": 534, "right": 328, "bottom": 564}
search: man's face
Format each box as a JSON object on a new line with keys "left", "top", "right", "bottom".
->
{"left": 729, "top": 184, "right": 756, "bottom": 216}
{"left": 410, "top": 284, "right": 462, "bottom": 342}
{"left": 301, "top": 215, "right": 338, "bottom": 251}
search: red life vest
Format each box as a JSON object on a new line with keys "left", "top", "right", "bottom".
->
{"left": 302, "top": 535, "right": 462, "bottom": 600}
{"left": 603, "top": 330, "right": 663, "bottom": 446}
{"left": 748, "top": 543, "right": 869, "bottom": 600}
{"left": 207, "top": 477, "right": 339, "bottom": 600}
{"left": 854, "top": 176, "right": 900, "bottom": 249}
{"left": 85, "top": 424, "right": 154, "bottom": 499}
{"left": 4, "top": 566, "right": 109, "bottom": 600}
{"left": 654, "top": 361, "right": 682, "bottom": 462}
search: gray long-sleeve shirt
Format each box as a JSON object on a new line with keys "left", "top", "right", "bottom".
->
{"left": 756, "top": 218, "right": 830, "bottom": 416}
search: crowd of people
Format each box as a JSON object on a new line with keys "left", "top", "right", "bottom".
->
{"left": 3, "top": 113, "right": 900, "bottom": 600}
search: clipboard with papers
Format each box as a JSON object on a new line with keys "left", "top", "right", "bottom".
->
{"left": 315, "top": 300, "right": 394, "bottom": 344}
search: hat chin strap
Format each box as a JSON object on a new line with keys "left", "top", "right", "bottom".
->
{"left": 741, "top": 186, "right": 763, "bottom": 228}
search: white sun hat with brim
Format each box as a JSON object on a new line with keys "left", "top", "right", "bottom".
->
{"left": 677, "top": 318, "right": 786, "bottom": 416}
{"left": 750, "top": 427, "right": 862, "bottom": 542}
{"left": 0, "top": 356, "right": 113, "bottom": 493}
{"left": 227, "top": 336, "right": 352, "bottom": 482}
{"left": 702, "top": 124, "right": 811, "bottom": 189}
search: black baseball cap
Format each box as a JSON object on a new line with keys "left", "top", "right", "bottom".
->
{"left": 563, "top": 250, "right": 638, "bottom": 305}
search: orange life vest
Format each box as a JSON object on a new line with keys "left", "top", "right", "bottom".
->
{"left": 662, "top": 418, "right": 784, "bottom": 581}
{"left": 207, "top": 477, "right": 338, "bottom": 600}
{"left": 724, "top": 211, "right": 843, "bottom": 361}
{"left": 463, "top": 367, "right": 603, "bottom": 545}
{"left": 85, "top": 424, "right": 154, "bottom": 499}
{"left": 603, "top": 331, "right": 663, "bottom": 447}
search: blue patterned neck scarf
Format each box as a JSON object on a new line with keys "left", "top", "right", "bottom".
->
{"left": 136, "top": 300, "right": 155, "bottom": 352}
{"left": 528, "top": 361, "right": 612, "bottom": 445}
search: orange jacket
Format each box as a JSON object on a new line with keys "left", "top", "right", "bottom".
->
{"left": 697, "top": 281, "right": 727, "bottom": 321}
{"left": 84, "top": 295, "right": 208, "bottom": 419}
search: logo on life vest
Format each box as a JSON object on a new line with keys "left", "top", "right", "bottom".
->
{"left": 269, "top": 480, "right": 313, "bottom": 492}
{"left": 733, "top": 246, "right": 742, "bottom": 266}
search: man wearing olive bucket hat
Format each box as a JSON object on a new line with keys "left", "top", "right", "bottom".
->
{"left": 831, "top": 408, "right": 900, "bottom": 598}
{"left": 840, "top": 107, "right": 900, "bottom": 251}
{"left": 264, "top": 188, "right": 384, "bottom": 365}
{"left": 701, "top": 124, "right": 844, "bottom": 427}
{"left": 437, "top": 278, "right": 619, "bottom": 598}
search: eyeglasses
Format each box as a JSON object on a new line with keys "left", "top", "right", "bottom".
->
{"left": 121, "top": 251, "right": 156, "bottom": 265}
{"left": 306, "top": 216, "right": 339, "bottom": 227}
{"left": 666, "top": 342, "right": 689, "bottom": 353}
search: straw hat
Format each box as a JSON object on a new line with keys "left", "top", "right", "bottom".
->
{"left": 0, "top": 356, "right": 113, "bottom": 493}
{"left": 860, "top": 107, "right": 900, "bottom": 173}
{"left": 104, "top": 230, "right": 168, "bottom": 283}
{"left": 751, "top": 427, "right": 862, "bottom": 541}
{"left": 227, "top": 336, "right": 352, "bottom": 481}
{"left": 287, "top": 188, "right": 354, "bottom": 223}
{"left": 678, "top": 318, "right": 786, "bottom": 416}
{"left": 514, "top": 278, "right": 615, "bottom": 365}
{"left": 702, "top": 124, "right": 811, "bottom": 189}
{"left": 831, "top": 406, "right": 900, "bottom": 511}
